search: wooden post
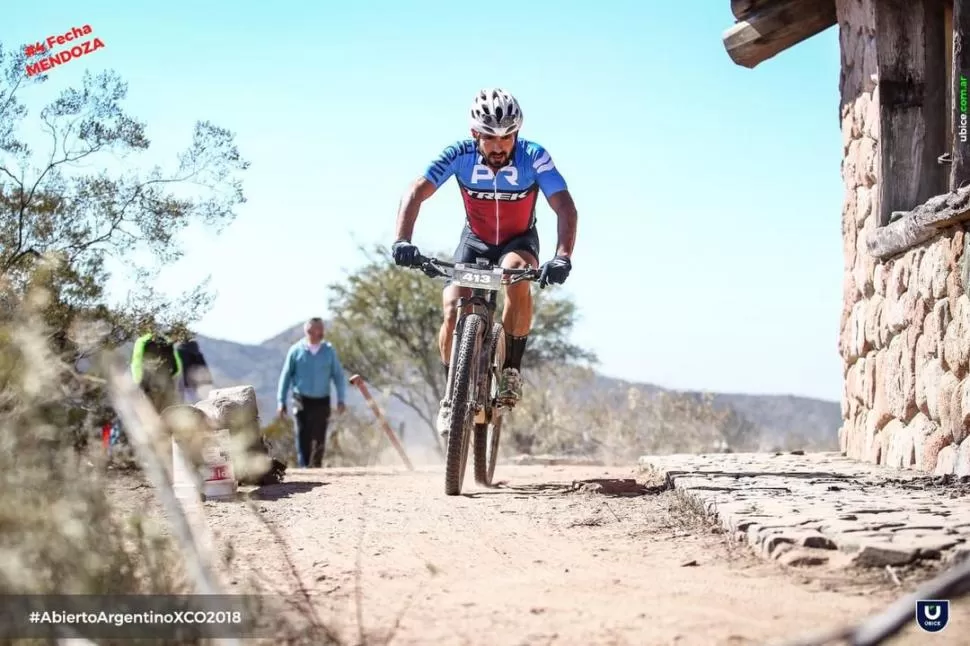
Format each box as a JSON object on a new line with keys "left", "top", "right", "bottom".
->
{"left": 952, "top": 0, "right": 970, "bottom": 190}
{"left": 875, "top": 0, "right": 947, "bottom": 226}
{"left": 348, "top": 374, "right": 414, "bottom": 471}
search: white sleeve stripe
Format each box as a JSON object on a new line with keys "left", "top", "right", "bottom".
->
{"left": 532, "top": 152, "right": 551, "bottom": 169}
{"left": 535, "top": 160, "right": 556, "bottom": 173}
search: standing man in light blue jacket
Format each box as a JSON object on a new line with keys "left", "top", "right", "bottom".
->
{"left": 277, "top": 317, "right": 348, "bottom": 468}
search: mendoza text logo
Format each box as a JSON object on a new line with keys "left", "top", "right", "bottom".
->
{"left": 24, "top": 25, "right": 105, "bottom": 77}
{"left": 915, "top": 599, "right": 949, "bottom": 633}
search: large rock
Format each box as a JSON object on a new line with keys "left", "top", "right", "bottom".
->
{"left": 914, "top": 334, "right": 932, "bottom": 413}
{"left": 870, "top": 349, "right": 893, "bottom": 430}
{"left": 854, "top": 238, "right": 876, "bottom": 301}
{"left": 873, "top": 262, "right": 887, "bottom": 298}
{"left": 956, "top": 437, "right": 970, "bottom": 477}
{"left": 193, "top": 385, "right": 273, "bottom": 484}
{"left": 908, "top": 413, "right": 944, "bottom": 472}
{"left": 937, "top": 372, "right": 960, "bottom": 434}
{"left": 924, "top": 299, "right": 951, "bottom": 356}
{"left": 935, "top": 445, "right": 958, "bottom": 475}
{"left": 856, "top": 185, "right": 873, "bottom": 227}
{"left": 921, "top": 430, "right": 952, "bottom": 473}
{"left": 863, "top": 352, "right": 877, "bottom": 408}
{"left": 194, "top": 385, "right": 259, "bottom": 428}
{"left": 921, "top": 359, "right": 945, "bottom": 421}
{"left": 849, "top": 300, "right": 869, "bottom": 360}
{"left": 863, "top": 295, "right": 884, "bottom": 346}
{"left": 843, "top": 205, "right": 858, "bottom": 274}
{"left": 858, "top": 137, "right": 878, "bottom": 188}
{"left": 884, "top": 419, "right": 914, "bottom": 468}
{"left": 943, "top": 295, "right": 970, "bottom": 377}
{"left": 864, "top": 413, "right": 884, "bottom": 463}
{"left": 918, "top": 243, "right": 949, "bottom": 300}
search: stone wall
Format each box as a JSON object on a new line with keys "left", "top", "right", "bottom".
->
{"left": 836, "top": 0, "right": 970, "bottom": 476}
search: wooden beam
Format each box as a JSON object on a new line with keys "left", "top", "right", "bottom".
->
{"left": 875, "top": 0, "right": 947, "bottom": 226}
{"left": 866, "top": 185, "right": 970, "bottom": 259}
{"left": 731, "top": 0, "right": 772, "bottom": 20}
{"left": 723, "top": 0, "right": 836, "bottom": 69}
{"left": 952, "top": 0, "right": 970, "bottom": 190}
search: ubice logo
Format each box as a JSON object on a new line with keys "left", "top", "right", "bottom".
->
{"left": 915, "top": 600, "right": 949, "bottom": 633}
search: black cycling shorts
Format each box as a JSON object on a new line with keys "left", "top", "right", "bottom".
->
{"left": 451, "top": 224, "right": 540, "bottom": 266}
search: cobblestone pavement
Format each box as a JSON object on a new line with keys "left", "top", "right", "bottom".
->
{"left": 638, "top": 451, "right": 970, "bottom": 568}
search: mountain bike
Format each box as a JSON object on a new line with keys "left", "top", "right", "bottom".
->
{"left": 408, "top": 253, "right": 541, "bottom": 495}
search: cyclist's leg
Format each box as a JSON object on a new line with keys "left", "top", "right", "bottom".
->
{"left": 496, "top": 227, "right": 540, "bottom": 402}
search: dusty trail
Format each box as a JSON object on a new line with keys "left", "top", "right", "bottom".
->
{"left": 152, "top": 463, "right": 961, "bottom": 646}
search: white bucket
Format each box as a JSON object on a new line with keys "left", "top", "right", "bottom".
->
{"left": 200, "top": 428, "right": 237, "bottom": 500}
{"left": 171, "top": 429, "right": 237, "bottom": 502}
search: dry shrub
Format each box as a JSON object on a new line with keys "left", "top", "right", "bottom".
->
{"left": 504, "top": 365, "right": 761, "bottom": 462}
{"left": 0, "top": 279, "right": 188, "bottom": 596}
{"left": 0, "top": 279, "right": 344, "bottom": 645}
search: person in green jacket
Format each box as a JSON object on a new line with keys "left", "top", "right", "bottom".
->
{"left": 130, "top": 331, "right": 183, "bottom": 413}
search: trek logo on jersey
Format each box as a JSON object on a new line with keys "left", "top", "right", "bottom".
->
{"left": 463, "top": 187, "right": 531, "bottom": 201}
{"left": 470, "top": 164, "right": 519, "bottom": 186}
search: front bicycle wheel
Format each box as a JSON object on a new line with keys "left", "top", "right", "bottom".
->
{"left": 444, "top": 313, "right": 485, "bottom": 496}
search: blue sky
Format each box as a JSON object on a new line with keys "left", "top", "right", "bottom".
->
{"left": 4, "top": 1, "right": 845, "bottom": 400}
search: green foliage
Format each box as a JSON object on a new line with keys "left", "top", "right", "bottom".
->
{"left": 0, "top": 42, "right": 248, "bottom": 443}
{"left": 0, "top": 39, "right": 254, "bottom": 600}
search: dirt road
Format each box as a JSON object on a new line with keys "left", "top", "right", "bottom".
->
{"left": 114, "top": 463, "right": 969, "bottom": 645}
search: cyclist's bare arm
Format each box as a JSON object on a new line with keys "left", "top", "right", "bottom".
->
{"left": 395, "top": 176, "right": 438, "bottom": 241}
{"left": 546, "top": 189, "right": 578, "bottom": 258}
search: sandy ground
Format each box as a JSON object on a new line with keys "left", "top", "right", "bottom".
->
{"left": 109, "top": 464, "right": 970, "bottom": 645}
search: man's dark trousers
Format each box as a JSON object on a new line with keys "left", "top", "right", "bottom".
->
{"left": 293, "top": 394, "right": 331, "bottom": 468}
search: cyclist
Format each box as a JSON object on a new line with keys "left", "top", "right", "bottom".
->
{"left": 390, "top": 88, "right": 579, "bottom": 437}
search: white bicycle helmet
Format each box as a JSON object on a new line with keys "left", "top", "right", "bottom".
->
{"left": 469, "top": 88, "right": 523, "bottom": 137}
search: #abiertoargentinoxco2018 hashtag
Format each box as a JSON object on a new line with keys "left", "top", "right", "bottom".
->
{"left": 23, "top": 24, "right": 105, "bottom": 77}
{"left": 28, "top": 609, "right": 243, "bottom": 627}
{"left": 1, "top": 595, "right": 267, "bottom": 639}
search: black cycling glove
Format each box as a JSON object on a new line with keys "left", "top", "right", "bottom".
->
{"left": 538, "top": 255, "right": 571, "bottom": 289}
{"left": 391, "top": 240, "right": 420, "bottom": 267}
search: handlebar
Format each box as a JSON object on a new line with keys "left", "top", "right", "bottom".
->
{"left": 409, "top": 253, "right": 541, "bottom": 285}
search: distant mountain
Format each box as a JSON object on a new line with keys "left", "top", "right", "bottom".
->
{"left": 192, "top": 324, "right": 842, "bottom": 451}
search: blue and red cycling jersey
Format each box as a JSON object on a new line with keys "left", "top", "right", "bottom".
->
{"left": 422, "top": 138, "right": 568, "bottom": 246}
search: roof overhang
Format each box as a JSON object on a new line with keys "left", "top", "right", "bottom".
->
{"left": 724, "top": 0, "right": 838, "bottom": 69}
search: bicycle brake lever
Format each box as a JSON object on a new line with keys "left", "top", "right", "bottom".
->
{"left": 420, "top": 263, "right": 442, "bottom": 279}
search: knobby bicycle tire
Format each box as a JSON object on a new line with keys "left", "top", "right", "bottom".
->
{"left": 474, "top": 322, "right": 505, "bottom": 486}
{"left": 444, "top": 313, "right": 485, "bottom": 495}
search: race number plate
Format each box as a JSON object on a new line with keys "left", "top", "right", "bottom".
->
{"left": 452, "top": 265, "right": 503, "bottom": 290}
